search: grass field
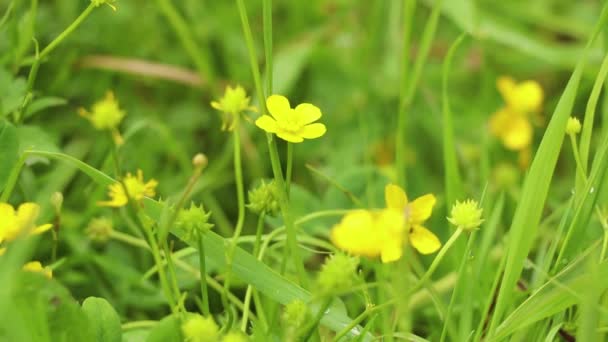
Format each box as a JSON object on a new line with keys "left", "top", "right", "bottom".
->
{"left": 1, "top": 1, "right": 608, "bottom": 341}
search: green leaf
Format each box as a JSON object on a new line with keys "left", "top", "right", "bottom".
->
{"left": 24, "top": 96, "right": 68, "bottom": 119}
{"left": 17, "top": 125, "right": 60, "bottom": 155}
{"left": 82, "top": 297, "right": 122, "bottom": 342}
{"left": 263, "top": 35, "right": 318, "bottom": 95}
{"left": 0, "top": 120, "right": 18, "bottom": 192}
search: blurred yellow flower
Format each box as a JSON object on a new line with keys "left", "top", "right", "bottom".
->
{"left": 330, "top": 184, "right": 441, "bottom": 263}
{"left": 23, "top": 261, "right": 52, "bottom": 279}
{"left": 489, "top": 76, "right": 543, "bottom": 152}
{"left": 98, "top": 170, "right": 158, "bottom": 207}
{"left": 0, "top": 202, "right": 52, "bottom": 243}
{"left": 211, "top": 85, "right": 256, "bottom": 131}
{"left": 255, "top": 95, "right": 326, "bottom": 143}
{"left": 79, "top": 91, "right": 125, "bottom": 145}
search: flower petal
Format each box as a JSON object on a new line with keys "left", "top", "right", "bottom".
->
{"left": 385, "top": 184, "right": 408, "bottom": 210}
{"left": 409, "top": 225, "right": 441, "bottom": 254}
{"left": 501, "top": 115, "right": 532, "bottom": 151}
{"left": 299, "top": 123, "right": 326, "bottom": 139}
{"left": 255, "top": 115, "right": 278, "bottom": 133}
{"left": 409, "top": 194, "right": 436, "bottom": 223}
{"left": 276, "top": 130, "right": 304, "bottom": 143}
{"left": 295, "top": 103, "right": 322, "bottom": 124}
{"left": 380, "top": 241, "right": 403, "bottom": 263}
{"left": 266, "top": 95, "right": 290, "bottom": 121}
{"left": 496, "top": 76, "right": 516, "bottom": 102}
{"left": 0, "top": 203, "right": 15, "bottom": 218}
{"left": 331, "top": 210, "right": 381, "bottom": 258}
{"left": 16, "top": 203, "right": 40, "bottom": 226}
{"left": 32, "top": 224, "right": 53, "bottom": 235}
{"left": 509, "top": 81, "right": 543, "bottom": 113}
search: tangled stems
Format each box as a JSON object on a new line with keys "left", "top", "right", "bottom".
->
{"left": 235, "top": 0, "right": 306, "bottom": 285}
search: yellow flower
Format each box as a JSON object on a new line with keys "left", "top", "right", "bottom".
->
{"left": 98, "top": 170, "right": 158, "bottom": 207}
{"left": 0, "top": 202, "right": 52, "bottom": 243}
{"left": 384, "top": 184, "right": 441, "bottom": 256}
{"left": 255, "top": 95, "right": 327, "bottom": 143}
{"left": 330, "top": 184, "right": 441, "bottom": 263}
{"left": 447, "top": 199, "right": 484, "bottom": 231}
{"left": 79, "top": 91, "right": 125, "bottom": 144}
{"left": 23, "top": 261, "right": 53, "bottom": 279}
{"left": 566, "top": 117, "right": 582, "bottom": 135}
{"left": 497, "top": 76, "right": 543, "bottom": 114}
{"left": 489, "top": 76, "right": 543, "bottom": 152}
{"left": 211, "top": 85, "right": 256, "bottom": 131}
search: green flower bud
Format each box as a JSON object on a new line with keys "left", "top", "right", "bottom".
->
{"left": 247, "top": 180, "right": 280, "bottom": 216}
{"left": 566, "top": 117, "right": 581, "bottom": 135}
{"left": 86, "top": 217, "right": 114, "bottom": 243}
{"left": 181, "top": 314, "right": 219, "bottom": 342}
{"left": 316, "top": 253, "right": 359, "bottom": 296}
{"left": 50, "top": 191, "right": 63, "bottom": 214}
{"left": 447, "top": 199, "right": 484, "bottom": 231}
{"left": 282, "top": 299, "right": 310, "bottom": 328}
{"left": 175, "top": 203, "right": 214, "bottom": 241}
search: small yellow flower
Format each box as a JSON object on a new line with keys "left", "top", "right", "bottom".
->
{"left": 211, "top": 85, "right": 256, "bottom": 131}
{"left": 181, "top": 314, "right": 219, "bottom": 342}
{"left": 255, "top": 95, "right": 327, "bottom": 143}
{"left": 0, "top": 202, "right": 52, "bottom": 243}
{"left": 566, "top": 117, "right": 582, "bottom": 135}
{"left": 447, "top": 199, "right": 483, "bottom": 231}
{"left": 330, "top": 184, "right": 441, "bottom": 263}
{"left": 98, "top": 170, "right": 158, "bottom": 207}
{"left": 79, "top": 91, "right": 125, "bottom": 144}
{"left": 23, "top": 261, "right": 53, "bottom": 279}
{"left": 489, "top": 76, "right": 544, "bottom": 152}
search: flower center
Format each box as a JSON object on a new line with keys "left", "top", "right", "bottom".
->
{"left": 277, "top": 115, "right": 303, "bottom": 133}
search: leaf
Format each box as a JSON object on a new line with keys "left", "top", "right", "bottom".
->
{"left": 82, "top": 297, "right": 122, "bottom": 342}
{"left": 0, "top": 120, "right": 18, "bottom": 192}
{"left": 263, "top": 34, "right": 318, "bottom": 95}
{"left": 24, "top": 96, "right": 68, "bottom": 119}
{"left": 17, "top": 125, "right": 60, "bottom": 155}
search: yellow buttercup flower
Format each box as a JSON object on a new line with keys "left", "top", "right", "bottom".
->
{"left": 384, "top": 184, "right": 441, "bottom": 256}
{"left": 255, "top": 95, "right": 327, "bottom": 143}
{"left": 79, "top": 91, "right": 125, "bottom": 145}
{"left": 330, "top": 184, "right": 441, "bottom": 263}
{"left": 98, "top": 170, "right": 158, "bottom": 207}
{"left": 23, "top": 261, "right": 53, "bottom": 279}
{"left": 211, "top": 85, "right": 256, "bottom": 131}
{"left": 489, "top": 76, "right": 544, "bottom": 152}
{"left": 0, "top": 202, "right": 52, "bottom": 243}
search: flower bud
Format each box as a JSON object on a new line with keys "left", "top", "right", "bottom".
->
{"left": 51, "top": 192, "right": 63, "bottom": 214}
{"left": 86, "top": 217, "right": 114, "bottom": 243}
{"left": 316, "top": 253, "right": 359, "bottom": 296}
{"left": 175, "top": 203, "right": 214, "bottom": 241}
{"left": 447, "top": 199, "right": 484, "bottom": 231}
{"left": 181, "top": 314, "right": 219, "bottom": 342}
{"left": 192, "top": 153, "right": 208, "bottom": 170}
{"left": 566, "top": 117, "right": 581, "bottom": 135}
{"left": 247, "top": 180, "right": 280, "bottom": 216}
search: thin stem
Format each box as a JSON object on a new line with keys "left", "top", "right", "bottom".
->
{"left": 299, "top": 298, "right": 333, "bottom": 341}
{"left": 334, "top": 300, "right": 397, "bottom": 341}
{"left": 411, "top": 228, "right": 464, "bottom": 294}
{"left": 110, "top": 230, "right": 150, "bottom": 249}
{"left": 198, "top": 234, "right": 210, "bottom": 316}
{"left": 263, "top": 0, "right": 273, "bottom": 94}
{"left": 286, "top": 143, "right": 293, "bottom": 195}
{"left": 241, "top": 212, "right": 266, "bottom": 332}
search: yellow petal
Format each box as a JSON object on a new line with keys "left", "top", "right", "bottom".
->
{"left": 409, "top": 225, "right": 441, "bottom": 254}
{"left": 210, "top": 101, "right": 222, "bottom": 110}
{"left": 276, "top": 130, "right": 304, "bottom": 143}
{"left": 380, "top": 241, "right": 403, "bottom": 263}
{"left": 331, "top": 210, "right": 382, "bottom": 258}
{"left": 0, "top": 202, "right": 15, "bottom": 217}
{"left": 501, "top": 115, "right": 532, "bottom": 150}
{"left": 266, "top": 95, "right": 290, "bottom": 121}
{"left": 385, "top": 184, "right": 407, "bottom": 210}
{"left": 409, "top": 194, "right": 435, "bottom": 223}
{"left": 509, "top": 81, "right": 543, "bottom": 113}
{"left": 497, "top": 76, "right": 516, "bottom": 102}
{"left": 488, "top": 108, "right": 511, "bottom": 138}
{"left": 299, "top": 123, "right": 326, "bottom": 139}
{"left": 32, "top": 223, "right": 53, "bottom": 235}
{"left": 16, "top": 203, "right": 41, "bottom": 228}
{"left": 255, "top": 115, "right": 278, "bottom": 133}
{"left": 294, "top": 103, "right": 322, "bottom": 124}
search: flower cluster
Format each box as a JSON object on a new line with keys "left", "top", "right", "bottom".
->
{"left": 331, "top": 184, "right": 441, "bottom": 263}
{"left": 489, "top": 76, "right": 543, "bottom": 161}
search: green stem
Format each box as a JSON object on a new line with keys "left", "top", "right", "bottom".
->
{"left": 198, "top": 234, "right": 210, "bottom": 316}
{"left": 235, "top": 0, "right": 306, "bottom": 285}
{"left": 286, "top": 142, "right": 293, "bottom": 195}
{"left": 411, "top": 228, "right": 463, "bottom": 294}
{"left": 395, "top": 0, "right": 416, "bottom": 186}
{"left": 240, "top": 212, "right": 266, "bottom": 332}
{"left": 333, "top": 300, "right": 396, "bottom": 341}
{"left": 110, "top": 230, "right": 149, "bottom": 249}
{"left": 263, "top": 0, "right": 273, "bottom": 94}
{"left": 299, "top": 298, "right": 333, "bottom": 341}
{"left": 155, "top": 0, "right": 215, "bottom": 87}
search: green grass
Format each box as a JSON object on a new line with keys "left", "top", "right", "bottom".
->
{"left": 1, "top": 0, "right": 608, "bottom": 341}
